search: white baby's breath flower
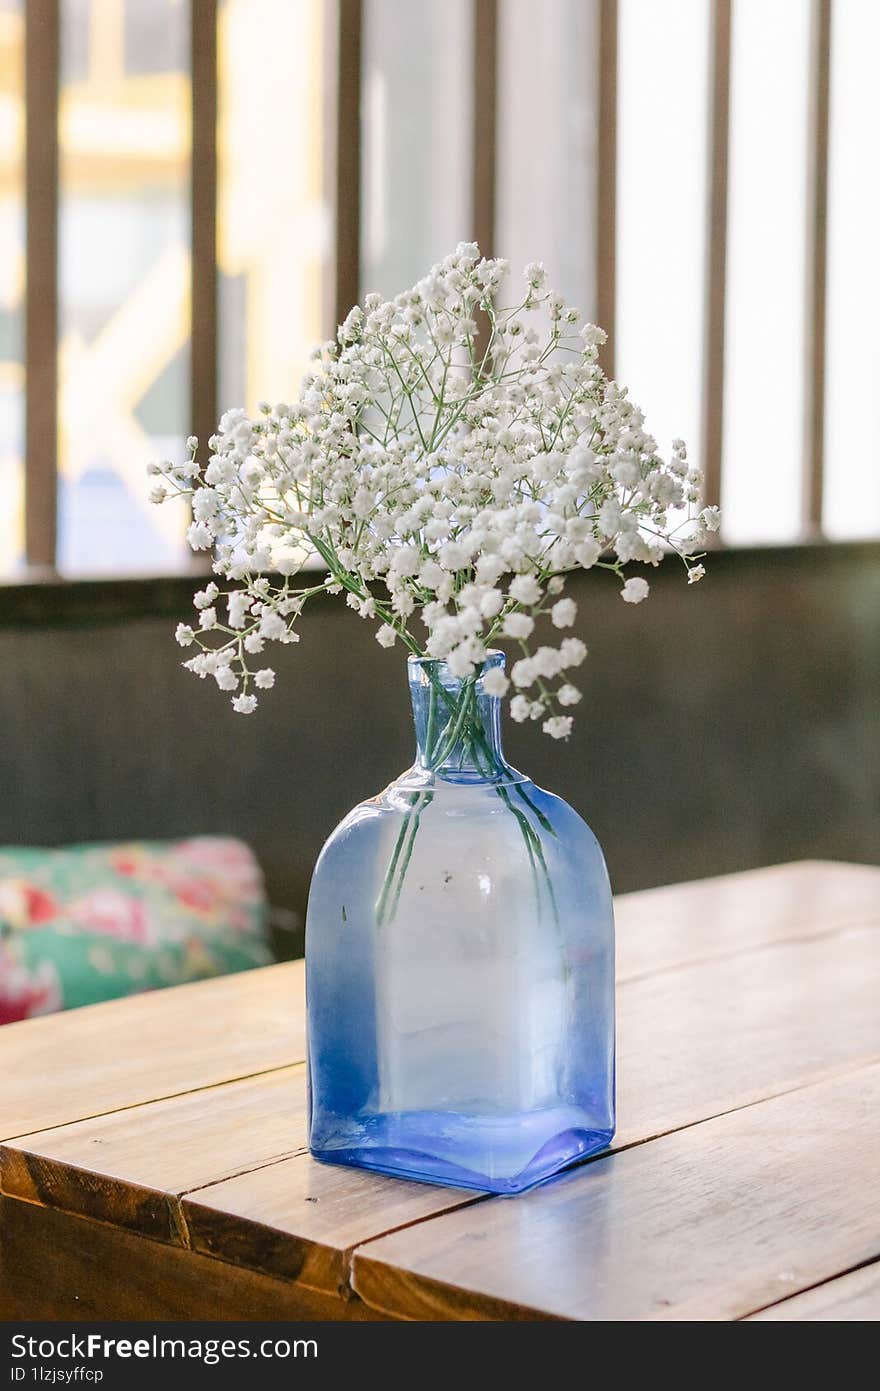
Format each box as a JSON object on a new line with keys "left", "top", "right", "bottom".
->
{"left": 687, "top": 564, "right": 706, "bottom": 584}
{"left": 511, "top": 658, "right": 537, "bottom": 688}
{"left": 254, "top": 668, "right": 275, "bottom": 689}
{"left": 557, "top": 683, "right": 582, "bottom": 707}
{"left": 508, "top": 575, "right": 542, "bottom": 605}
{"left": 228, "top": 591, "right": 251, "bottom": 628}
{"left": 446, "top": 644, "right": 477, "bottom": 679}
{"left": 259, "top": 612, "right": 287, "bottom": 641}
{"left": 186, "top": 521, "right": 213, "bottom": 550}
{"left": 559, "top": 637, "right": 588, "bottom": 667}
{"left": 550, "top": 598, "right": 577, "bottom": 628}
{"left": 479, "top": 588, "right": 504, "bottom": 619}
{"left": 155, "top": 242, "right": 713, "bottom": 738}
{"left": 175, "top": 624, "right": 194, "bottom": 647}
{"left": 543, "top": 715, "right": 573, "bottom": 740}
{"left": 481, "top": 667, "right": 510, "bottom": 697}
{"left": 232, "top": 693, "right": 258, "bottom": 714}
{"left": 502, "top": 612, "right": 534, "bottom": 639}
{"left": 621, "top": 577, "right": 650, "bottom": 604}
{"left": 193, "top": 583, "right": 219, "bottom": 610}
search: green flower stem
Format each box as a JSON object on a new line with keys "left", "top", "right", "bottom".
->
{"left": 375, "top": 665, "right": 559, "bottom": 928}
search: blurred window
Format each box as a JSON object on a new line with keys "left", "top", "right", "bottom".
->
{"left": 57, "top": 0, "right": 191, "bottom": 574}
{"left": 218, "top": 0, "right": 327, "bottom": 414}
{"left": 2, "top": 0, "right": 877, "bottom": 581}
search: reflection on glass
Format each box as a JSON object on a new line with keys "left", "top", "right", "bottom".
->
{"left": 617, "top": 0, "right": 708, "bottom": 463}
{"left": 0, "top": 0, "right": 24, "bottom": 576}
{"left": 497, "top": 0, "right": 594, "bottom": 316}
{"left": 57, "top": 0, "right": 190, "bottom": 576}
{"left": 218, "top": 0, "right": 327, "bottom": 412}
{"left": 362, "top": 0, "right": 470, "bottom": 299}
{"left": 824, "top": 0, "right": 880, "bottom": 538}
{"left": 722, "top": 0, "right": 810, "bottom": 544}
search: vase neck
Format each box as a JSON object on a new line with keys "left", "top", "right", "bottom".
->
{"left": 408, "top": 654, "right": 510, "bottom": 784}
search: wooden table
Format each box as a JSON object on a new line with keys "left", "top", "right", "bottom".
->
{"left": 2, "top": 860, "right": 879, "bottom": 1322}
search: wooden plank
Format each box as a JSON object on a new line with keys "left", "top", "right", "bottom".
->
{"left": 0, "top": 960, "right": 304, "bottom": 1140}
{"left": 595, "top": 0, "right": 617, "bottom": 376}
{"left": 3, "top": 863, "right": 874, "bottom": 1144}
{"left": 615, "top": 859, "right": 880, "bottom": 982}
{"left": 8, "top": 907, "right": 876, "bottom": 1298}
{"left": 472, "top": 0, "right": 498, "bottom": 259}
{"left": 351, "top": 1063, "right": 880, "bottom": 1321}
{"left": 749, "top": 1261, "right": 880, "bottom": 1321}
{"left": 0, "top": 1196, "right": 383, "bottom": 1321}
{"left": 0, "top": 1066, "right": 307, "bottom": 1242}
{"left": 617, "top": 922, "right": 880, "bottom": 1144}
{"left": 183, "top": 1154, "right": 478, "bottom": 1299}
{"left": 24, "top": 0, "right": 59, "bottom": 572}
{"left": 3, "top": 856, "right": 873, "bottom": 1196}
{"left": 802, "top": 0, "right": 832, "bottom": 536}
{"left": 700, "top": 0, "right": 731, "bottom": 514}
{"left": 334, "top": 0, "right": 362, "bottom": 328}
{"left": 190, "top": 0, "right": 218, "bottom": 462}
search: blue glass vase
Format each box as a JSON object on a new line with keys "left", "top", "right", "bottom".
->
{"left": 306, "top": 652, "right": 615, "bottom": 1193}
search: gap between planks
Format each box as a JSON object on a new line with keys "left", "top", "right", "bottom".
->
{"left": 0, "top": 1061, "right": 299, "bottom": 1146}
{"left": 6, "top": 1049, "right": 877, "bottom": 1305}
{"left": 618, "top": 912, "right": 880, "bottom": 988}
{"left": 343, "top": 1052, "right": 880, "bottom": 1299}
{"left": 737, "top": 1253, "right": 880, "bottom": 1322}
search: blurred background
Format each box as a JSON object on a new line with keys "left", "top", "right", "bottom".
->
{"left": 0, "top": 0, "right": 877, "bottom": 955}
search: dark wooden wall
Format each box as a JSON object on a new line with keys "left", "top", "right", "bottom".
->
{"left": 1, "top": 542, "right": 877, "bottom": 953}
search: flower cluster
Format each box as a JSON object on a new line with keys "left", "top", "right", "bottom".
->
{"left": 152, "top": 244, "right": 717, "bottom": 736}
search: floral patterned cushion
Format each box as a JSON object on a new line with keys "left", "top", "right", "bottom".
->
{"left": 0, "top": 837, "right": 273, "bottom": 1024}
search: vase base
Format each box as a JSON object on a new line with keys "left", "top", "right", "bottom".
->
{"left": 310, "top": 1106, "right": 614, "bottom": 1194}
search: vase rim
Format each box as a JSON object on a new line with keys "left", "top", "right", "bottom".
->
{"left": 407, "top": 650, "right": 505, "bottom": 671}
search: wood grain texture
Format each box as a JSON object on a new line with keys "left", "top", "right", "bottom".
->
{"left": 351, "top": 1064, "right": 880, "bottom": 1321}
{"left": 4, "top": 862, "right": 878, "bottom": 1321}
{"left": 0, "top": 961, "right": 304, "bottom": 1140}
{"left": 749, "top": 1262, "right": 880, "bottom": 1321}
{"left": 0, "top": 1196, "right": 383, "bottom": 1322}
{"left": 6, "top": 891, "right": 877, "bottom": 1304}
{"left": 616, "top": 922, "right": 880, "bottom": 1144}
{"left": 182, "top": 1153, "right": 478, "bottom": 1298}
{"left": 0, "top": 1066, "right": 308, "bottom": 1240}
{"left": 615, "top": 859, "right": 880, "bottom": 982}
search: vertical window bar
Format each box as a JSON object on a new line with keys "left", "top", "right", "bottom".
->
{"left": 191, "top": 0, "right": 218, "bottom": 459}
{"left": 803, "top": 0, "right": 832, "bottom": 537}
{"left": 335, "top": 0, "right": 363, "bottom": 329}
{"left": 472, "top": 0, "right": 498, "bottom": 259}
{"left": 700, "top": 0, "right": 731, "bottom": 515}
{"left": 24, "top": 0, "right": 59, "bottom": 573}
{"left": 596, "top": 0, "right": 617, "bottom": 378}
